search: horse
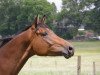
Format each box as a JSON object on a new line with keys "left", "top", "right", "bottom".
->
{"left": 0, "top": 37, "right": 12, "bottom": 48}
{"left": 0, "top": 15, "right": 74, "bottom": 75}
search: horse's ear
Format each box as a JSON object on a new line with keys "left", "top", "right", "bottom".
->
{"left": 34, "top": 15, "right": 40, "bottom": 28}
{"left": 41, "top": 15, "right": 46, "bottom": 24}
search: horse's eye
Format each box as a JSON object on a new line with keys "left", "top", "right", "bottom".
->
{"left": 42, "top": 32, "right": 48, "bottom": 36}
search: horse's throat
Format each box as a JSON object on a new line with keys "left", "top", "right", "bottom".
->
{"left": 12, "top": 45, "right": 33, "bottom": 75}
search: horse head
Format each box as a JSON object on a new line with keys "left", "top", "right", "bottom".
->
{"left": 0, "top": 15, "right": 74, "bottom": 59}
{"left": 29, "top": 15, "right": 74, "bottom": 59}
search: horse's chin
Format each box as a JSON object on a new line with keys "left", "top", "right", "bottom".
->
{"left": 39, "top": 50, "right": 73, "bottom": 59}
{"left": 47, "top": 51, "right": 62, "bottom": 56}
{"left": 62, "top": 53, "right": 71, "bottom": 59}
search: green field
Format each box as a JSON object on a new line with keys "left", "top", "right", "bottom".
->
{"left": 19, "top": 41, "right": 100, "bottom": 75}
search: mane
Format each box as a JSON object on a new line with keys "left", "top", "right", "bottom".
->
{"left": 16, "top": 25, "right": 32, "bottom": 35}
{"left": 0, "top": 24, "right": 48, "bottom": 48}
{"left": 0, "top": 37, "right": 12, "bottom": 48}
{"left": 0, "top": 25, "right": 32, "bottom": 48}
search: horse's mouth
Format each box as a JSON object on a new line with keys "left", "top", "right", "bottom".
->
{"left": 62, "top": 52, "right": 74, "bottom": 59}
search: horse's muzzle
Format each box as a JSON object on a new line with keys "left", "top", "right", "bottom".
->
{"left": 62, "top": 46, "right": 74, "bottom": 59}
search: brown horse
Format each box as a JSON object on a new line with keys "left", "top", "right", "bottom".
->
{"left": 0, "top": 15, "right": 74, "bottom": 75}
{"left": 0, "top": 37, "right": 12, "bottom": 48}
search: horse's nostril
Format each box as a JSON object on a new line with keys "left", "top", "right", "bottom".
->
{"left": 68, "top": 46, "right": 73, "bottom": 51}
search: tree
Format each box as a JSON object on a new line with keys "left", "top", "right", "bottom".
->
{"left": 88, "top": 0, "right": 100, "bottom": 34}
{"left": 56, "top": 0, "right": 100, "bottom": 39}
{"left": 0, "top": 0, "right": 57, "bottom": 36}
{"left": 61, "top": 0, "right": 96, "bottom": 27}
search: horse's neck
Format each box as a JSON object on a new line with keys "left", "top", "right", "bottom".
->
{"left": 12, "top": 45, "right": 33, "bottom": 75}
{"left": 0, "top": 29, "right": 33, "bottom": 75}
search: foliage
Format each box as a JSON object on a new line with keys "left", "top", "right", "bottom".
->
{"left": 0, "top": 0, "right": 57, "bottom": 36}
{"left": 78, "top": 31, "right": 85, "bottom": 36}
{"left": 57, "top": 0, "right": 100, "bottom": 39}
{"left": 86, "top": 0, "right": 100, "bottom": 34}
{"left": 0, "top": 0, "right": 100, "bottom": 38}
{"left": 60, "top": 0, "right": 96, "bottom": 28}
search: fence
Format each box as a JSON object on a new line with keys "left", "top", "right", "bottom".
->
{"left": 19, "top": 55, "right": 100, "bottom": 75}
{"left": 77, "top": 56, "right": 98, "bottom": 75}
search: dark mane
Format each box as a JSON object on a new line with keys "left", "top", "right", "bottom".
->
{"left": 0, "top": 37, "right": 12, "bottom": 48}
{"left": 0, "top": 25, "right": 32, "bottom": 48}
{"left": 0, "top": 24, "right": 48, "bottom": 48}
{"left": 16, "top": 25, "right": 32, "bottom": 35}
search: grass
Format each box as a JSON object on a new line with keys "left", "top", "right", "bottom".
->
{"left": 19, "top": 41, "right": 100, "bottom": 75}
{"left": 72, "top": 41, "right": 100, "bottom": 55}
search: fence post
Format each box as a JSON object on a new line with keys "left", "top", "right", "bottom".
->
{"left": 77, "top": 56, "right": 81, "bottom": 75}
{"left": 93, "top": 62, "right": 96, "bottom": 75}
